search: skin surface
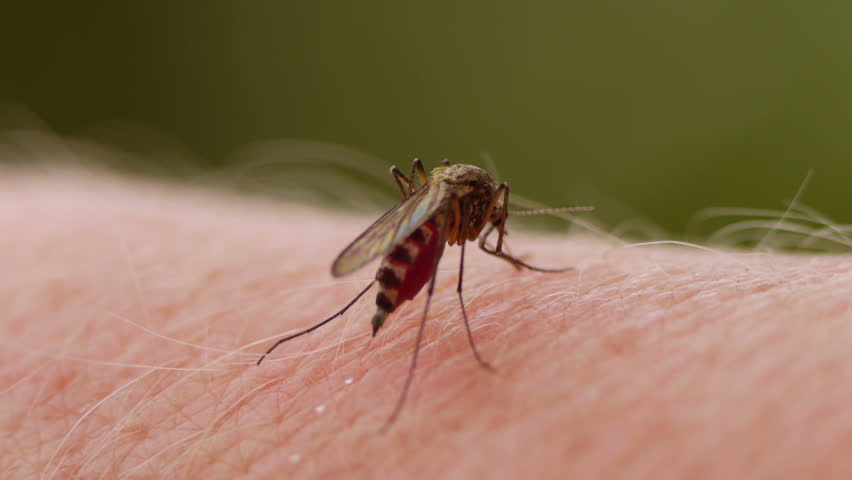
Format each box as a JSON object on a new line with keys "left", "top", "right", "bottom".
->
{"left": 2, "top": 170, "right": 852, "bottom": 479}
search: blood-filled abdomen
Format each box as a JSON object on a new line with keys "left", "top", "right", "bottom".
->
{"left": 370, "top": 221, "right": 445, "bottom": 335}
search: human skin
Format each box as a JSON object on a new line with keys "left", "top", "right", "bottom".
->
{"left": 2, "top": 170, "right": 852, "bottom": 479}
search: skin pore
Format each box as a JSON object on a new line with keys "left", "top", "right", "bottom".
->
{"left": 2, "top": 170, "right": 852, "bottom": 479}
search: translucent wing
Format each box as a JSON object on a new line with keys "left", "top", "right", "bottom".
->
{"left": 331, "top": 182, "right": 446, "bottom": 277}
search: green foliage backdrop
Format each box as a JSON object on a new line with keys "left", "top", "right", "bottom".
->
{"left": 2, "top": 2, "right": 850, "bottom": 235}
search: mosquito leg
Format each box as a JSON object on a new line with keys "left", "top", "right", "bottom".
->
{"left": 481, "top": 241, "right": 574, "bottom": 273}
{"left": 449, "top": 197, "right": 462, "bottom": 245}
{"left": 478, "top": 223, "right": 521, "bottom": 272}
{"left": 481, "top": 183, "right": 504, "bottom": 234}
{"left": 477, "top": 223, "right": 495, "bottom": 251}
{"left": 481, "top": 183, "right": 573, "bottom": 272}
{"left": 381, "top": 233, "right": 444, "bottom": 433}
{"left": 495, "top": 182, "right": 510, "bottom": 254}
{"left": 256, "top": 280, "right": 375, "bottom": 366}
{"left": 411, "top": 158, "right": 428, "bottom": 190}
{"left": 390, "top": 166, "right": 412, "bottom": 198}
{"left": 457, "top": 237, "right": 495, "bottom": 372}
{"left": 478, "top": 219, "right": 573, "bottom": 273}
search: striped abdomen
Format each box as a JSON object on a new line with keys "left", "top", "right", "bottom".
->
{"left": 371, "top": 221, "right": 445, "bottom": 336}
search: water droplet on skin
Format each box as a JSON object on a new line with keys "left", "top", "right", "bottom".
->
{"left": 344, "top": 378, "right": 353, "bottom": 385}
{"left": 289, "top": 454, "right": 301, "bottom": 464}
{"left": 314, "top": 404, "right": 326, "bottom": 414}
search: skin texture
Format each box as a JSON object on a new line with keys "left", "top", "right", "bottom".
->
{"left": 2, "top": 170, "right": 852, "bottom": 479}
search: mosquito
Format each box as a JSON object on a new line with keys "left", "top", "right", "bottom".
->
{"left": 257, "top": 159, "right": 587, "bottom": 431}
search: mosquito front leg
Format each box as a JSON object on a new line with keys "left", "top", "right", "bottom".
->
{"left": 478, "top": 188, "right": 574, "bottom": 275}
{"left": 477, "top": 183, "right": 521, "bottom": 271}
{"left": 495, "top": 182, "right": 510, "bottom": 253}
{"left": 479, "top": 226, "right": 571, "bottom": 273}
{"left": 478, "top": 223, "right": 521, "bottom": 271}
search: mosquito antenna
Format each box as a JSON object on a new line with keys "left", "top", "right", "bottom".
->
{"left": 257, "top": 281, "right": 375, "bottom": 366}
{"left": 509, "top": 205, "right": 595, "bottom": 216}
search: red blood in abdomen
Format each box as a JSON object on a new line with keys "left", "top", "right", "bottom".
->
{"left": 394, "top": 222, "right": 444, "bottom": 305}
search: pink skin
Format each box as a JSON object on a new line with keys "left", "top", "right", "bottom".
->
{"left": 2, "top": 170, "right": 852, "bottom": 479}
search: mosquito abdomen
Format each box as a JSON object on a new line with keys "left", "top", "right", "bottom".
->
{"left": 371, "top": 220, "right": 445, "bottom": 335}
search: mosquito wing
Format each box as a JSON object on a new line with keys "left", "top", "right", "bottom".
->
{"left": 331, "top": 182, "right": 446, "bottom": 277}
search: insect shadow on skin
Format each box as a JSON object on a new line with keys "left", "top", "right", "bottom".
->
{"left": 257, "top": 159, "right": 590, "bottom": 432}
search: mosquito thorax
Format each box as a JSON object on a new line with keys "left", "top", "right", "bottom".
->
{"left": 429, "top": 164, "right": 501, "bottom": 244}
{"left": 434, "top": 164, "right": 496, "bottom": 188}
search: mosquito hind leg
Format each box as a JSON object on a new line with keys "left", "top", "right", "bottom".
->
{"left": 390, "top": 158, "right": 429, "bottom": 197}
{"left": 256, "top": 280, "right": 375, "bottom": 366}
{"left": 410, "top": 158, "right": 428, "bottom": 190}
{"left": 390, "top": 166, "right": 412, "bottom": 198}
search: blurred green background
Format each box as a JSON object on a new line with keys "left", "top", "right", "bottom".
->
{"left": 1, "top": 2, "right": 850, "bottom": 237}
